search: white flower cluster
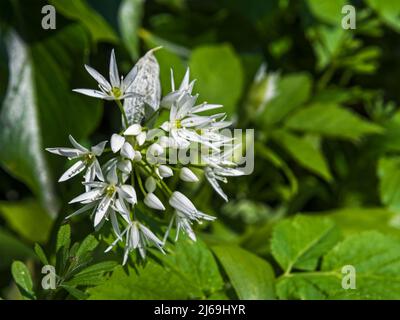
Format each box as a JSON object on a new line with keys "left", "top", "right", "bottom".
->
{"left": 47, "top": 49, "right": 244, "bottom": 264}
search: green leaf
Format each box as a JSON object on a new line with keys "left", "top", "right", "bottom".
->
{"left": 66, "top": 261, "right": 117, "bottom": 286}
{"left": 60, "top": 284, "right": 89, "bottom": 300}
{"left": 189, "top": 44, "right": 243, "bottom": 116}
{"left": 0, "top": 227, "right": 35, "bottom": 270}
{"left": 285, "top": 103, "right": 383, "bottom": 140}
{"left": 118, "top": 0, "right": 144, "bottom": 60}
{"left": 0, "top": 200, "right": 53, "bottom": 243}
{"left": 88, "top": 237, "right": 224, "bottom": 299}
{"left": 0, "top": 26, "right": 102, "bottom": 216}
{"left": 306, "top": 0, "right": 346, "bottom": 25}
{"left": 277, "top": 232, "right": 400, "bottom": 299}
{"left": 272, "top": 130, "right": 332, "bottom": 181}
{"left": 34, "top": 243, "right": 49, "bottom": 266}
{"left": 366, "top": 0, "right": 400, "bottom": 33}
{"left": 271, "top": 215, "right": 341, "bottom": 272}
{"left": 11, "top": 261, "right": 36, "bottom": 300}
{"left": 49, "top": 0, "right": 118, "bottom": 43}
{"left": 56, "top": 224, "right": 71, "bottom": 253}
{"left": 212, "top": 245, "right": 275, "bottom": 299}
{"left": 76, "top": 234, "right": 98, "bottom": 258}
{"left": 378, "top": 156, "right": 400, "bottom": 211}
{"left": 320, "top": 207, "right": 400, "bottom": 238}
{"left": 260, "top": 73, "right": 312, "bottom": 126}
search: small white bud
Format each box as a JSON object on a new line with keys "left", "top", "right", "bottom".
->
{"left": 124, "top": 124, "right": 142, "bottom": 136}
{"left": 120, "top": 142, "right": 135, "bottom": 160}
{"left": 180, "top": 167, "right": 198, "bottom": 182}
{"left": 145, "top": 177, "right": 156, "bottom": 193}
{"left": 158, "top": 165, "right": 173, "bottom": 178}
{"left": 111, "top": 134, "right": 125, "bottom": 153}
{"left": 148, "top": 143, "right": 164, "bottom": 156}
{"left": 144, "top": 193, "right": 165, "bottom": 210}
{"left": 133, "top": 150, "right": 142, "bottom": 162}
{"left": 136, "top": 131, "right": 146, "bottom": 146}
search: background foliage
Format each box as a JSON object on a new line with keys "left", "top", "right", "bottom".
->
{"left": 1, "top": 0, "right": 400, "bottom": 300}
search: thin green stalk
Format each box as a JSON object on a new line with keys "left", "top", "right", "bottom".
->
{"left": 116, "top": 99, "right": 129, "bottom": 128}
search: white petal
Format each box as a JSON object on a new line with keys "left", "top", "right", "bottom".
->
{"left": 109, "top": 49, "right": 120, "bottom": 88}
{"left": 124, "top": 124, "right": 142, "bottom": 136}
{"left": 68, "top": 135, "right": 88, "bottom": 152}
{"left": 69, "top": 189, "right": 103, "bottom": 204}
{"left": 180, "top": 167, "right": 199, "bottom": 182}
{"left": 46, "top": 147, "right": 83, "bottom": 158}
{"left": 123, "top": 65, "right": 138, "bottom": 89}
{"left": 91, "top": 140, "right": 107, "bottom": 156}
{"left": 73, "top": 88, "right": 110, "bottom": 99}
{"left": 107, "top": 167, "right": 119, "bottom": 185}
{"left": 205, "top": 168, "right": 228, "bottom": 202}
{"left": 94, "top": 159, "right": 105, "bottom": 181}
{"left": 169, "top": 191, "right": 197, "bottom": 216}
{"left": 120, "top": 185, "right": 137, "bottom": 204}
{"left": 145, "top": 177, "right": 156, "bottom": 193}
{"left": 130, "top": 223, "right": 140, "bottom": 248}
{"left": 136, "top": 131, "right": 146, "bottom": 146}
{"left": 117, "top": 159, "right": 132, "bottom": 174}
{"left": 144, "top": 193, "right": 165, "bottom": 210}
{"left": 84, "top": 64, "right": 111, "bottom": 91}
{"left": 158, "top": 165, "right": 173, "bottom": 178}
{"left": 65, "top": 202, "right": 96, "bottom": 219}
{"left": 191, "top": 103, "right": 223, "bottom": 114}
{"left": 111, "top": 134, "right": 125, "bottom": 153}
{"left": 59, "top": 160, "right": 86, "bottom": 182}
{"left": 110, "top": 211, "right": 121, "bottom": 238}
{"left": 170, "top": 68, "right": 175, "bottom": 92}
{"left": 94, "top": 196, "right": 112, "bottom": 227}
{"left": 179, "top": 67, "right": 190, "bottom": 91}
{"left": 121, "top": 142, "right": 135, "bottom": 160}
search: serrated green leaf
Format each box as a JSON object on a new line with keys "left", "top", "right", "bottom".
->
{"left": 0, "top": 200, "right": 53, "bottom": 243}
{"left": 260, "top": 73, "right": 312, "bottom": 126}
{"left": 61, "top": 284, "right": 89, "bottom": 300}
{"left": 189, "top": 44, "right": 243, "bottom": 116}
{"left": 56, "top": 224, "right": 71, "bottom": 253}
{"left": 76, "top": 234, "right": 98, "bottom": 258}
{"left": 212, "top": 245, "right": 275, "bottom": 299}
{"left": 88, "top": 237, "right": 224, "bottom": 299}
{"left": 272, "top": 130, "right": 332, "bottom": 181}
{"left": 271, "top": 215, "right": 341, "bottom": 272}
{"left": 285, "top": 103, "right": 383, "bottom": 140}
{"left": 49, "top": 0, "right": 118, "bottom": 43}
{"left": 11, "top": 261, "right": 36, "bottom": 300}
{"left": 66, "top": 261, "right": 117, "bottom": 286}
{"left": 277, "top": 232, "right": 400, "bottom": 299}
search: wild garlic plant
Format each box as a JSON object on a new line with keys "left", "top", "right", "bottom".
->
{"left": 47, "top": 48, "right": 244, "bottom": 264}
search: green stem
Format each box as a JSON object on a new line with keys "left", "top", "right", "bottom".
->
{"left": 116, "top": 99, "right": 129, "bottom": 128}
{"left": 135, "top": 167, "right": 147, "bottom": 196}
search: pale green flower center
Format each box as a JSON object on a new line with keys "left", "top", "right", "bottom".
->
{"left": 111, "top": 87, "right": 122, "bottom": 98}
{"left": 84, "top": 153, "right": 94, "bottom": 164}
{"left": 106, "top": 185, "right": 116, "bottom": 196}
{"left": 174, "top": 119, "right": 182, "bottom": 129}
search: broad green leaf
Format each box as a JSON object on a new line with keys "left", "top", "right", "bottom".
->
{"left": 56, "top": 224, "right": 71, "bottom": 253}
{"left": 189, "top": 44, "right": 243, "bottom": 116}
{"left": 366, "top": 0, "right": 400, "bottom": 33}
{"left": 49, "top": 0, "right": 118, "bottom": 43}
{"left": 277, "top": 232, "right": 400, "bottom": 299}
{"left": 272, "top": 130, "right": 332, "bottom": 181}
{"left": 11, "top": 261, "right": 35, "bottom": 300}
{"left": 212, "top": 245, "right": 275, "bottom": 299}
{"left": 88, "top": 238, "right": 224, "bottom": 299}
{"left": 0, "top": 227, "right": 35, "bottom": 270}
{"left": 378, "top": 156, "right": 400, "bottom": 211}
{"left": 0, "top": 26, "right": 102, "bottom": 217}
{"left": 320, "top": 207, "right": 400, "bottom": 238}
{"left": 118, "top": 0, "right": 144, "bottom": 60}
{"left": 306, "top": 0, "right": 346, "bottom": 25}
{"left": 0, "top": 200, "right": 53, "bottom": 243}
{"left": 261, "top": 73, "right": 312, "bottom": 126}
{"left": 34, "top": 243, "right": 49, "bottom": 266}
{"left": 285, "top": 103, "right": 382, "bottom": 140}
{"left": 271, "top": 215, "right": 341, "bottom": 272}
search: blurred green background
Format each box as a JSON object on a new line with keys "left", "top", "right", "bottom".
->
{"left": 2, "top": 0, "right": 400, "bottom": 300}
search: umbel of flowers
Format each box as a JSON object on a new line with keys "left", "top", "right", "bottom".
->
{"left": 47, "top": 48, "right": 244, "bottom": 264}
